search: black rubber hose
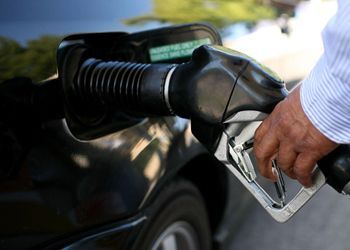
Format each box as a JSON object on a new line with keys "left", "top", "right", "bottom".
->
{"left": 71, "top": 57, "right": 176, "bottom": 116}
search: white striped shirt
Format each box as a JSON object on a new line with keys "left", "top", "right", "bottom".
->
{"left": 300, "top": 0, "right": 350, "bottom": 144}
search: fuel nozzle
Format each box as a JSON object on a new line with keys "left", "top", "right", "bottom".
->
{"left": 318, "top": 145, "right": 350, "bottom": 195}
{"left": 166, "top": 45, "right": 287, "bottom": 150}
{"left": 59, "top": 44, "right": 292, "bottom": 222}
{"left": 61, "top": 43, "right": 350, "bottom": 223}
{"left": 60, "top": 44, "right": 287, "bottom": 143}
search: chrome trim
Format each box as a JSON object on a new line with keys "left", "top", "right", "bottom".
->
{"left": 164, "top": 66, "right": 177, "bottom": 114}
{"left": 215, "top": 111, "right": 326, "bottom": 223}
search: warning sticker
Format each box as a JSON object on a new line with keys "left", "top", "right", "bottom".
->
{"left": 149, "top": 38, "right": 211, "bottom": 62}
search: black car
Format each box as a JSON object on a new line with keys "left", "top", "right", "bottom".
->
{"left": 0, "top": 1, "right": 254, "bottom": 249}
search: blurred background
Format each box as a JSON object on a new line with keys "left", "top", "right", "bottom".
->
{"left": 0, "top": 0, "right": 337, "bottom": 84}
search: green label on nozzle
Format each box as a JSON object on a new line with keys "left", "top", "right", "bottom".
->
{"left": 149, "top": 38, "right": 211, "bottom": 62}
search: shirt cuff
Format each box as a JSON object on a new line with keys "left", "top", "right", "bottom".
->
{"left": 300, "top": 55, "right": 350, "bottom": 144}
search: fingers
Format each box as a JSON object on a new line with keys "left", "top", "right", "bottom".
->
{"left": 254, "top": 122, "right": 279, "bottom": 181}
{"left": 293, "top": 153, "right": 317, "bottom": 187}
{"left": 276, "top": 140, "right": 297, "bottom": 179}
{"left": 252, "top": 86, "right": 337, "bottom": 188}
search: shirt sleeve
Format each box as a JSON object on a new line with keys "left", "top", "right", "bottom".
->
{"left": 300, "top": 0, "right": 350, "bottom": 144}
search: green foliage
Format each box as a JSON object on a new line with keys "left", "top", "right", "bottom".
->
{"left": 0, "top": 35, "right": 62, "bottom": 83}
{"left": 124, "top": 0, "right": 277, "bottom": 28}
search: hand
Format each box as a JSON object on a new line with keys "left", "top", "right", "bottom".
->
{"left": 254, "top": 86, "right": 338, "bottom": 187}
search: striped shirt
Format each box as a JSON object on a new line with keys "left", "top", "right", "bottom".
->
{"left": 300, "top": 0, "right": 350, "bottom": 144}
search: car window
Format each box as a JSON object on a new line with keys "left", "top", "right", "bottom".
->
{"left": 0, "top": 0, "right": 156, "bottom": 82}
{"left": 0, "top": 0, "right": 281, "bottom": 83}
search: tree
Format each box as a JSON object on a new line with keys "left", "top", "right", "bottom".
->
{"left": 0, "top": 35, "right": 62, "bottom": 83}
{"left": 0, "top": 37, "right": 24, "bottom": 82}
{"left": 124, "top": 0, "right": 277, "bottom": 29}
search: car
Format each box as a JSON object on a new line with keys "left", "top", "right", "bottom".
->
{"left": 0, "top": 1, "right": 254, "bottom": 250}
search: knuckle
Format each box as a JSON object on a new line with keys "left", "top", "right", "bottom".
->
{"left": 259, "top": 166, "right": 268, "bottom": 177}
{"left": 299, "top": 178, "right": 312, "bottom": 187}
{"left": 254, "top": 145, "right": 266, "bottom": 160}
{"left": 293, "top": 163, "right": 312, "bottom": 179}
{"left": 286, "top": 170, "right": 297, "bottom": 179}
{"left": 293, "top": 166, "right": 308, "bottom": 177}
{"left": 254, "top": 125, "right": 264, "bottom": 141}
{"left": 278, "top": 161, "right": 292, "bottom": 172}
{"left": 260, "top": 165, "right": 274, "bottom": 180}
{"left": 279, "top": 115, "right": 290, "bottom": 129}
{"left": 254, "top": 158, "right": 271, "bottom": 179}
{"left": 277, "top": 153, "right": 291, "bottom": 167}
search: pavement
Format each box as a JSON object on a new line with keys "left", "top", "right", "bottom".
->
{"left": 227, "top": 179, "right": 350, "bottom": 250}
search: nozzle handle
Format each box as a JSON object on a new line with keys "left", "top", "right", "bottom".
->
{"left": 318, "top": 145, "right": 350, "bottom": 194}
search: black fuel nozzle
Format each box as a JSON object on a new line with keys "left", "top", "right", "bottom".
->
{"left": 318, "top": 145, "right": 350, "bottom": 195}
{"left": 60, "top": 44, "right": 287, "bottom": 148}
{"left": 59, "top": 42, "right": 350, "bottom": 221}
{"left": 167, "top": 45, "right": 287, "bottom": 151}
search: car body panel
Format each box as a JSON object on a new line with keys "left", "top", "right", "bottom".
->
{"left": 0, "top": 1, "right": 253, "bottom": 249}
{"left": 0, "top": 116, "right": 209, "bottom": 249}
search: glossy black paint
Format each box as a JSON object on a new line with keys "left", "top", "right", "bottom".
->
{"left": 43, "top": 215, "right": 147, "bottom": 249}
{"left": 0, "top": 2, "right": 251, "bottom": 249}
{"left": 0, "top": 114, "right": 209, "bottom": 249}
